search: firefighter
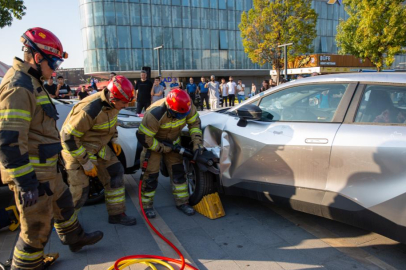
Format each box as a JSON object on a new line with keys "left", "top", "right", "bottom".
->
{"left": 0, "top": 27, "right": 103, "bottom": 270}
{"left": 136, "top": 89, "right": 204, "bottom": 218}
{"left": 61, "top": 75, "right": 137, "bottom": 226}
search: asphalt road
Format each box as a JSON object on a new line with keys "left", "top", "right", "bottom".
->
{"left": 1, "top": 173, "right": 406, "bottom": 270}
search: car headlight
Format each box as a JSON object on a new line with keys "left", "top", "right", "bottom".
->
{"left": 117, "top": 119, "right": 141, "bottom": 129}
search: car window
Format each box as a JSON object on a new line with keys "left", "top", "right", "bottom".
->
{"left": 257, "top": 83, "right": 348, "bottom": 122}
{"left": 355, "top": 85, "right": 406, "bottom": 124}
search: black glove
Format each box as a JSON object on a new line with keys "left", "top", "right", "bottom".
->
{"left": 20, "top": 189, "right": 39, "bottom": 208}
{"left": 172, "top": 144, "right": 184, "bottom": 154}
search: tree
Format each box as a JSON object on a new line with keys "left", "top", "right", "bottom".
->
{"left": 239, "top": 0, "right": 318, "bottom": 84}
{"left": 336, "top": 0, "right": 406, "bottom": 72}
{"left": 0, "top": 0, "right": 26, "bottom": 28}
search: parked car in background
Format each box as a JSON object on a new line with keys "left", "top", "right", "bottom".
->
{"left": 177, "top": 73, "right": 406, "bottom": 244}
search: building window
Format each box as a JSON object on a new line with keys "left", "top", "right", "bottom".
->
{"left": 152, "top": 27, "right": 163, "bottom": 47}
{"left": 173, "top": 28, "right": 183, "bottom": 49}
{"left": 211, "top": 50, "right": 220, "bottom": 69}
{"left": 104, "top": 2, "right": 115, "bottom": 25}
{"left": 220, "top": 30, "right": 228, "bottom": 49}
{"left": 219, "top": 0, "right": 226, "bottom": 9}
{"left": 131, "top": 26, "right": 142, "bottom": 48}
{"left": 105, "top": 26, "right": 117, "bottom": 49}
{"left": 174, "top": 49, "right": 184, "bottom": 69}
{"left": 228, "top": 10, "right": 235, "bottom": 30}
{"left": 93, "top": 2, "right": 104, "bottom": 25}
{"left": 142, "top": 27, "right": 152, "bottom": 48}
{"left": 227, "top": 0, "right": 234, "bottom": 9}
{"left": 192, "top": 29, "right": 201, "bottom": 49}
{"left": 191, "top": 8, "right": 200, "bottom": 28}
{"left": 220, "top": 50, "right": 228, "bottom": 69}
{"left": 210, "top": 9, "right": 219, "bottom": 29}
{"left": 163, "top": 27, "right": 173, "bottom": 48}
{"left": 117, "top": 26, "right": 131, "bottom": 48}
{"left": 118, "top": 49, "right": 133, "bottom": 71}
{"left": 219, "top": 10, "right": 227, "bottom": 29}
{"left": 162, "top": 6, "right": 172, "bottom": 27}
{"left": 228, "top": 31, "right": 235, "bottom": 49}
{"left": 184, "top": 49, "right": 192, "bottom": 70}
{"left": 143, "top": 49, "right": 153, "bottom": 68}
{"left": 152, "top": 5, "right": 162, "bottom": 26}
{"left": 182, "top": 0, "right": 190, "bottom": 6}
{"left": 183, "top": 28, "right": 192, "bottom": 49}
{"left": 86, "top": 27, "right": 96, "bottom": 50}
{"left": 191, "top": 0, "right": 200, "bottom": 7}
{"left": 202, "top": 29, "right": 211, "bottom": 49}
{"left": 228, "top": 50, "right": 235, "bottom": 69}
{"left": 321, "top": 36, "right": 328, "bottom": 53}
{"left": 192, "top": 50, "right": 202, "bottom": 69}
{"left": 116, "top": 3, "right": 130, "bottom": 25}
{"left": 202, "top": 50, "right": 211, "bottom": 70}
{"left": 97, "top": 49, "right": 107, "bottom": 72}
{"left": 133, "top": 49, "right": 143, "bottom": 70}
{"left": 94, "top": 26, "right": 106, "bottom": 49}
{"left": 84, "top": 3, "right": 94, "bottom": 27}
{"left": 211, "top": 30, "right": 219, "bottom": 50}
{"left": 172, "top": 6, "right": 182, "bottom": 27}
{"left": 130, "top": 4, "right": 141, "bottom": 25}
{"left": 210, "top": 0, "right": 218, "bottom": 8}
{"left": 172, "top": 0, "right": 181, "bottom": 5}
{"left": 182, "top": 7, "right": 191, "bottom": 27}
{"left": 107, "top": 49, "right": 118, "bottom": 71}
{"left": 201, "top": 8, "right": 209, "bottom": 29}
{"left": 141, "top": 4, "right": 151, "bottom": 26}
{"left": 163, "top": 49, "right": 173, "bottom": 70}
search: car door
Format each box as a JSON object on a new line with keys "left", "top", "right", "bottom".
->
{"left": 325, "top": 83, "right": 406, "bottom": 242}
{"left": 220, "top": 82, "right": 357, "bottom": 214}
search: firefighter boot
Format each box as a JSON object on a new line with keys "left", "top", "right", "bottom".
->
{"left": 177, "top": 204, "right": 195, "bottom": 216}
{"left": 69, "top": 231, "right": 104, "bottom": 252}
{"left": 144, "top": 208, "right": 156, "bottom": 219}
{"left": 108, "top": 213, "right": 137, "bottom": 226}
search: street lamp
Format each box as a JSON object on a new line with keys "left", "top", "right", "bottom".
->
{"left": 278, "top": 43, "right": 293, "bottom": 80}
{"left": 154, "top": 45, "right": 164, "bottom": 77}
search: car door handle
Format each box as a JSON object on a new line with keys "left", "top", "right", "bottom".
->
{"left": 305, "top": 138, "right": 328, "bottom": 144}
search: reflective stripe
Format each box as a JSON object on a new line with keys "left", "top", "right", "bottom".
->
{"left": 6, "top": 163, "right": 34, "bottom": 178}
{"left": 142, "top": 198, "right": 152, "bottom": 203}
{"left": 88, "top": 153, "right": 97, "bottom": 160}
{"left": 14, "top": 248, "right": 43, "bottom": 261}
{"left": 106, "top": 196, "right": 125, "bottom": 204}
{"left": 189, "top": 128, "right": 202, "bottom": 135}
{"left": 160, "top": 119, "right": 186, "bottom": 129}
{"left": 174, "top": 192, "right": 189, "bottom": 198}
{"left": 68, "top": 145, "right": 86, "bottom": 157}
{"left": 173, "top": 184, "right": 188, "bottom": 191}
{"left": 0, "top": 109, "right": 31, "bottom": 121}
{"left": 105, "top": 187, "right": 125, "bottom": 197}
{"left": 54, "top": 210, "right": 78, "bottom": 229}
{"left": 139, "top": 124, "right": 156, "bottom": 137}
{"left": 29, "top": 156, "right": 57, "bottom": 167}
{"left": 36, "top": 95, "right": 50, "bottom": 105}
{"left": 173, "top": 137, "right": 181, "bottom": 145}
{"left": 187, "top": 112, "right": 199, "bottom": 124}
{"left": 93, "top": 116, "right": 118, "bottom": 130}
{"left": 98, "top": 146, "right": 106, "bottom": 159}
{"left": 148, "top": 138, "right": 159, "bottom": 151}
{"left": 143, "top": 191, "right": 156, "bottom": 197}
{"left": 65, "top": 124, "right": 84, "bottom": 137}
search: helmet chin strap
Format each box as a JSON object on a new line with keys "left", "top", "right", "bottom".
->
{"left": 27, "top": 47, "right": 43, "bottom": 79}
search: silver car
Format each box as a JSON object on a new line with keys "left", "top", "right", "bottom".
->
{"left": 182, "top": 73, "right": 406, "bottom": 243}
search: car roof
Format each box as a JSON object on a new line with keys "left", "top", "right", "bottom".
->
{"left": 290, "top": 72, "right": 406, "bottom": 85}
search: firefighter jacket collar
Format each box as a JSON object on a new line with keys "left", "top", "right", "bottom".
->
{"left": 101, "top": 88, "right": 115, "bottom": 111}
{"left": 13, "top": 57, "right": 42, "bottom": 83}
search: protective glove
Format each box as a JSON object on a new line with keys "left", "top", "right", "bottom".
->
{"left": 172, "top": 144, "right": 185, "bottom": 154}
{"left": 160, "top": 145, "right": 172, "bottom": 154}
{"left": 112, "top": 142, "right": 122, "bottom": 156}
{"left": 82, "top": 160, "right": 98, "bottom": 177}
{"left": 20, "top": 189, "right": 39, "bottom": 208}
{"left": 193, "top": 143, "right": 204, "bottom": 156}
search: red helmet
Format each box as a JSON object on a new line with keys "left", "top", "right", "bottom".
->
{"left": 21, "top": 27, "right": 68, "bottom": 70}
{"left": 166, "top": 89, "right": 191, "bottom": 118}
{"left": 107, "top": 75, "right": 134, "bottom": 103}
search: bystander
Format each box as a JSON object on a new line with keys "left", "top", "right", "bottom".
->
{"left": 237, "top": 79, "right": 245, "bottom": 104}
{"left": 151, "top": 77, "right": 164, "bottom": 103}
{"left": 227, "top": 76, "right": 237, "bottom": 107}
{"left": 220, "top": 78, "right": 228, "bottom": 107}
{"left": 198, "top": 76, "right": 210, "bottom": 110}
{"left": 135, "top": 70, "right": 153, "bottom": 114}
{"left": 207, "top": 75, "right": 220, "bottom": 110}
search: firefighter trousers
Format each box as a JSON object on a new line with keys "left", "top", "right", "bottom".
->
{"left": 140, "top": 148, "right": 189, "bottom": 209}
{"left": 9, "top": 165, "right": 84, "bottom": 270}
{"left": 62, "top": 146, "right": 126, "bottom": 216}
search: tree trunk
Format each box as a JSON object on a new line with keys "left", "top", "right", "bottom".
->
{"left": 276, "top": 69, "right": 281, "bottom": 85}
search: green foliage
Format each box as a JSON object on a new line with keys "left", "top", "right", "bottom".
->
{"left": 0, "top": 0, "right": 26, "bottom": 28}
{"left": 336, "top": 0, "right": 406, "bottom": 71}
{"left": 239, "top": 0, "right": 318, "bottom": 81}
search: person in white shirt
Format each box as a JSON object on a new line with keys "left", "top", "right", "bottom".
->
{"left": 226, "top": 76, "right": 237, "bottom": 107}
{"left": 206, "top": 75, "right": 220, "bottom": 110}
{"left": 220, "top": 78, "right": 228, "bottom": 107}
{"left": 237, "top": 79, "right": 245, "bottom": 104}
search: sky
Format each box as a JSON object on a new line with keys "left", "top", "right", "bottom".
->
{"left": 0, "top": 0, "right": 83, "bottom": 68}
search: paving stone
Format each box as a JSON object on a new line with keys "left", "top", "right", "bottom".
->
{"left": 323, "top": 254, "right": 380, "bottom": 270}
{"left": 232, "top": 249, "right": 284, "bottom": 270}
{"left": 155, "top": 205, "right": 200, "bottom": 233}
{"left": 199, "top": 259, "right": 241, "bottom": 270}
{"left": 173, "top": 227, "right": 229, "bottom": 265}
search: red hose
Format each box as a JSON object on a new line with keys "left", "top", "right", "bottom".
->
{"left": 113, "top": 180, "right": 199, "bottom": 270}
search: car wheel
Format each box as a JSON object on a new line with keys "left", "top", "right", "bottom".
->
{"left": 58, "top": 158, "right": 105, "bottom": 206}
{"left": 186, "top": 160, "right": 216, "bottom": 206}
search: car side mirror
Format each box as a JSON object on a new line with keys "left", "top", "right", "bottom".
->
{"left": 236, "top": 104, "right": 262, "bottom": 127}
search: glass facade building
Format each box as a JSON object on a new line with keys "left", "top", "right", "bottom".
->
{"left": 79, "top": 0, "right": 406, "bottom": 76}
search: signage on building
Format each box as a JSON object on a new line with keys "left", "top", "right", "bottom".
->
{"left": 320, "top": 55, "right": 336, "bottom": 66}
{"left": 327, "top": 0, "right": 342, "bottom": 5}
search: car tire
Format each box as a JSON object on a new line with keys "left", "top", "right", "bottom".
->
{"left": 187, "top": 161, "right": 216, "bottom": 206}
{"left": 58, "top": 158, "right": 105, "bottom": 206}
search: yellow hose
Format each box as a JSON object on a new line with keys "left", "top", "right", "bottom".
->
{"left": 107, "top": 258, "right": 175, "bottom": 270}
